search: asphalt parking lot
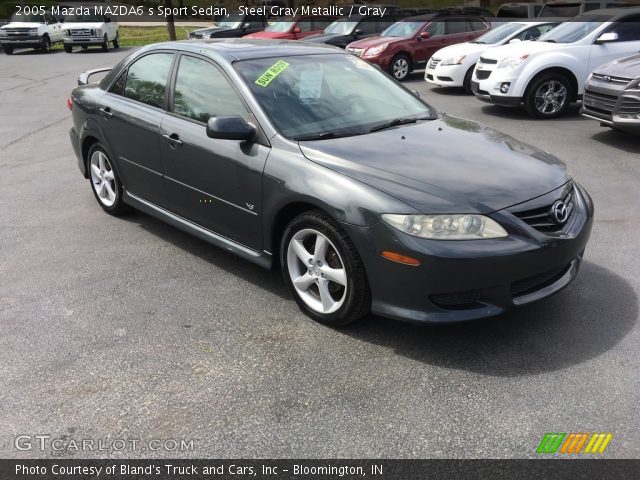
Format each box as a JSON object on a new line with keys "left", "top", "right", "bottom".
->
{"left": 0, "top": 47, "right": 639, "bottom": 459}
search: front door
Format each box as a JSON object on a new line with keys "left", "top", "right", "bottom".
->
{"left": 161, "top": 53, "right": 269, "bottom": 251}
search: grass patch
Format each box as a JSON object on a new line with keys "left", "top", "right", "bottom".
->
{"left": 118, "top": 25, "right": 195, "bottom": 46}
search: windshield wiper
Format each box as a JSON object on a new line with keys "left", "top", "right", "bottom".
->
{"left": 294, "top": 131, "right": 364, "bottom": 141}
{"left": 369, "top": 116, "right": 432, "bottom": 133}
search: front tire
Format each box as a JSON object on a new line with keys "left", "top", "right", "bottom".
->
{"left": 280, "top": 210, "right": 370, "bottom": 326}
{"left": 463, "top": 64, "right": 475, "bottom": 94}
{"left": 87, "top": 144, "right": 128, "bottom": 215}
{"left": 113, "top": 32, "right": 120, "bottom": 48}
{"left": 101, "top": 34, "right": 109, "bottom": 52}
{"left": 3, "top": 45, "right": 13, "bottom": 55}
{"left": 525, "top": 73, "right": 573, "bottom": 119}
{"left": 40, "top": 35, "right": 51, "bottom": 53}
{"left": 64, "top": 44, "right": 73, "bottom": 53}
{"left": 389, "top": 54, "right": 411, "bottom": 82}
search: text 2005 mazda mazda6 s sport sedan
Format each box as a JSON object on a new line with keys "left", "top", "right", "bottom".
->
{"left": 69, "top": 40, "right": 593, "bottom": 326}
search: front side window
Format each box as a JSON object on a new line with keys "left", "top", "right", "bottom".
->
{"left": 172, "top": 55, "right": 251, "bottom": 123}
{"left": 234, "top": 54, "right": 434, "bottom": 140}
{"left": 538, "top": 21, "right": 604, "bottom": 43}
{"left": 471, "top": 22, "right": 524, "bottom": 44}
{"left": 123, "top": 53, "right": 174, "bottom": 109}
{"left": 607, "top": 17, "right": 640, "bottom": 42}
{"left": 424, "top": 21, "right": 445, "bottom": 37}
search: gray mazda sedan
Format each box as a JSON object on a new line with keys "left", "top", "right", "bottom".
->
{"left": 69, "top": 39, "right": 593, "bottom": 326}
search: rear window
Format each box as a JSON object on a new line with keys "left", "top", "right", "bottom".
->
{"left": 539, "top": 4, "right": 581, "bottom": 17}
{"left": 497, "top": 6, "right": 528, "bottom": 18}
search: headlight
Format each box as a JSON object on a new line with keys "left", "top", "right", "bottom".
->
{"left": 382, "top": 214, "right": 508, "bottom": 240}
{"left": 497, "top": 54, "right": 529, "bottom": 71}
{"left": 363, "top": 43, "right": 388, "bottom": 58}
{"left": 440, "top": 55, "right": 467, "bottom": 66}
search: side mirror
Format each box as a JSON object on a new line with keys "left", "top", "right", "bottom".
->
{"left": 418, "top": 31, "right": 430, "bottom": 40}
{"left": 206, "top": 116, "right": 256, "bottom": 141}
{"left": 293, "top": 27, "right": 301, "bottom": 33}
{"left": 353, "top": 28, "right": 363, "bottom": 36}
{"left": 105, "top": 16, "right": 111, "bottom": 23}
{"left": 595, "top": 32, "right": 618, "bottom": 44}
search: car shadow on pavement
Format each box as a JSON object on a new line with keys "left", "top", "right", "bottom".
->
{"left": 479, "top": 104, "right": 585, "bottom": 122}
{"left": 427, "top": 87, "right": 472, "bottom": 97}
{"left": 121, "top": 211, "right": 290, "bottom": 299}
{"left": 591, "top": 130, "right": 640, "bottom": 154}
{"left": 342, "top": 261, "right": 637, "bottom": 377}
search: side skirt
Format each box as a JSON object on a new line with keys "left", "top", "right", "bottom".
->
{"left": 123, "top": 190, "right": 273, "bottom": 270}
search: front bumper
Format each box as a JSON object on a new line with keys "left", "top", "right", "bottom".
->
{"left": 345, "top": 182, "right": 594, "bottom": 323}
{"left": 472, "top": 66, "right": 524, "bottom": 107}
{"left": 64, "top": 36, "right": 104, "bottom": 45}
{"left": 425, "top": 64, "right": 466, "bottom": 88}
{"left": 0, "top": 36, "right": 43, "bottom": 48}
{"left": 581, "top": 80, "right": 640, "bottom": 135}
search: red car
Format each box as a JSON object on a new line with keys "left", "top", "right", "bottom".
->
{"left": 244, "top": 15, "right": 337, "bottom": 40}
{"left": 346, "top": 12, "right": 491, "bottom": 81}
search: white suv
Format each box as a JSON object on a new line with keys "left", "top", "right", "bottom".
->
{"left": 471, "top": 8, "right": 640, "bottom": 118}
{"left": 425, "top": 21, "right": 559, "bottom": 92}
{"left": 62, "top": 13, "right": 119, "bottom": 53}
{"left": 0, "top": 12, "right": 63, "bottom": 54}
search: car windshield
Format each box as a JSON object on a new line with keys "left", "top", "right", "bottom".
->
{"left": 380, "top": 21, "right": 425, "bottom": 37}
{"left": 537, "top": 21, "right": 603, "bottom": 42}
{"left": 10, "top": 13, "right": 44, "bottom": 22}
{"left": 234, "top": 54, "right": 435, "bottom": 141}
{"left": 538, "top": 4, "right": 581, "bottom": 17}
{"left": 64, "top": 13, "right": 104, "bottom": 22}
{"left": 324, "top": 20, "right": 357, "bottom": 35}
{"left": 471, "top": 22, "right": 524, "bottom": 44}
{"left": 217, "top": 12, "right": 243, "bottom": 28}
{"left": 266, "top": 18, "right": 295, "bottom": 32}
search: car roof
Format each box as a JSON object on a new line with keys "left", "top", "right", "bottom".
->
{"left": 578, "top": 6, "right": 640, "bottom": 17}
{"left": 148, "top": 38, "right": 343, "bottom": 62}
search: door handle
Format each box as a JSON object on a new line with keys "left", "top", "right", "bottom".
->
{"left": 162, "top": 133, "right": 183, "bottom": 148}
{"left": 98, "top": 107, "right": 113, "bottom": 119}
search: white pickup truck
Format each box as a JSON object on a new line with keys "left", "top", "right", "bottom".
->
{"left": 62, "top": 13, "right": 119, "bottom": 53}
{"left": 0, "top": 12, "right": 63, "bottom": 54}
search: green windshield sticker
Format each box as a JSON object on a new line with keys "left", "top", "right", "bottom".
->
{"left": 255, "top": 60, "right": 290, "bottom": 87}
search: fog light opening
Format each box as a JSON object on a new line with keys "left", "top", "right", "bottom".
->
{"left": 381, "top": 251, "right": 421, "bottom": 266}
{"left": 500, "top": 82, "right": 511, "bottom": 94}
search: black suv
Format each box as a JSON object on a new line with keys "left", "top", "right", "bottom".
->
{"left": 188, "top": 11, "right": 267, "bottom": 39}
{"left": 302, "top": 13, "right": 407, "bottom": 48}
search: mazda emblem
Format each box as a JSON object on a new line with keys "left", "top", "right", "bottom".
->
{"left": 551, "top": 200, "right": 569, "bottom": 224}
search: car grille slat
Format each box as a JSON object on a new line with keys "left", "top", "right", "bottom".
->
{"left": 512, "top": 187, "right": 575, "bottom": 234}
{"left": 478, "top": 57, "right": 497, "bottom": 65}
{"left": 583, "top": 89, "right": 617, "bottom": 115}
{"left": 428, "top": 58, "right": 441, "bottom": 69}
{"left": 475, "top": 70, "right": 491, "bottom": 80}
{"left": 619, "top": 98, "right": 640, "bottom": 115}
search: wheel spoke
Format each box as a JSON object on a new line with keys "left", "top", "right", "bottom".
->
{"left": 104, "top": 182, "right": 116, "bottom": 202}
{"left": 97, "top": 181, "right": 107, "bottom": 197}
{"left": 321, "top": 265, "right": 347, "bottom": 287}
{"left": 293, "top": 272, "right": 315, "bottom": 291}
{"left": 291, "top": 239, "right": 312, "bottom": 265}
{"left": 313, "top": 235, "right": 328, "bottom": 263}
{"left": 90, "top": 164, "right": 101, "bottom": 178}
{"left": 98, "top": 152, "right": 105, "bottom": 170}
{"left": 317, "top": 278, "right": 335, "bottom": 312}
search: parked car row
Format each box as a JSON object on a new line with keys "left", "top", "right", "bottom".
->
{"left": 0, "top": 12, "right": 119, "bottom": 54}
{"left": 496, "top": 0, "right": 629, "bottom": 18}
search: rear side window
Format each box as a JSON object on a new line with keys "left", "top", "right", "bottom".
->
{"left": 123, "top": 53, "right": 174, "bottom": 109}
{"left": 172, "top": 55, "right": 251, "bottom": 123}
{"left": 446, "top": 19, "right": 468, "bottom": 34}
{"left": 469, "top": 20, "right": 487, "bottom": 31}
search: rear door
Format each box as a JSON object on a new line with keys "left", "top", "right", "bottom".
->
{"left": 99, "top": 51, "right": 175, "bottom": 206}
{"left": 160, "top": 53, "right": 269, "bottom": 250}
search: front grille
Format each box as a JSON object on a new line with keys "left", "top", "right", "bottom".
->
{"left": 592, "top": 73, "right": 632, "bottom": 85}
{"left": 346, "top": 47, "right": 364, "bottom": 57}
{"left": 583, "top": 89, "right": 618, "bottom": 116}
{"left": 512, "top": 186, "right": 575, "bottom": 234}
{"left": 428, "top": 57, "right": 441, "bottom": 69}
{"left": 70, "top": 28, "right": 94, "bottom": 37}
{"left": 5, "top": 28, "right": 32, "bottom": 35}
{"left": 619, "top": 98, "right": 640, "bottom": 115}
{"left": 478, "top": 57, "right": 497, "bottom": 65}
{"left": 430, "top": 291, "right": 482, "bottom": 310}
{"left": 475, "top": 70, "right": 491, "bottom": 80}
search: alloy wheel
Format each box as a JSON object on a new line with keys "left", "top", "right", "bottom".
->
{"left": 393, "top": 58, "right": 409, "bottom": 80}
{"left": 286, "top": 228, "right": 348, "bottom": 315}
{"left": 89, "top": 150, "right": 117, "bottom": 207}
{"left": 534, "top": 80, "right": 567, "bottom": 116}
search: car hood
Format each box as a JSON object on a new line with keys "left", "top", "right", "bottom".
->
{"left": 245, "top": 31, "right": 291, "bottom": 39}
{"left": 593, "top": 53, "right": 640, "bottom": 78}
{"left": 1, "top": 22, "right": 43, "bottom": 28}
{"left": 299, "top": 115, "right": 569, "bottom": 214}
{"left": 304, "top": 33, "right": 347, "bottom": 44}
{"left": 479, "top": 39, "right": 561, "bottom": 60}
{"left": 64, "top": 22, "right": 105, "bottom": 29}
{"left": 348, "top": 35, "right": 398, "bottom": 48}
{"left": 432, "top": 41, "right": 492, "bottom": 60}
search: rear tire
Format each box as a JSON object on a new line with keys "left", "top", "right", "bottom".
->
{"left": 3, "top": 45, "right": 13, "bottom": 55}
{"left": 524, "top": 72, "right": 573, "bottom": 119}
{"left": 87, "top": 144, "right": 129, "bottom": 215}
{"left": 389, "top": 54, "right": 411, "bottom": 82}
{"left": 64, "top": 44, "right": 73, "bottom": 53}
{"left": 113, "top": 32, "right": 120, "bottom": 49}
{"left": 280, "top": 210, "right": 370, "bottom": 326}
{"left": 101, "top": 34, "right": 109, "bottom": 52}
